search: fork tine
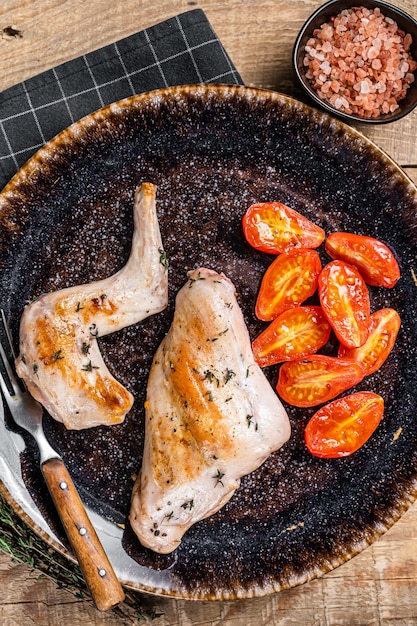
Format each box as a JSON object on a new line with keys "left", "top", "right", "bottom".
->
{"left": 1, "top": 309, "right": 17, "bottom": 360}
{"left": 0, "top": 310, "right": 21, "bottom": 397}
{"left": 0, "top": 343, "right": 20, "bottom": 398}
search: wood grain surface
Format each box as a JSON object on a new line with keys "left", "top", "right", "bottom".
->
{"left": 1, "top": 1, "right": 417, "bottom": 625}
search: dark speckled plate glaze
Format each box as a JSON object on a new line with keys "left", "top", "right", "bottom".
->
{"left": 0, "top": 84, "right": 416, "bottom": 601}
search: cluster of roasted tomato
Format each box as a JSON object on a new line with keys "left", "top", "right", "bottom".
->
{"left": 243, "top": 202, "right": 401, "bottom": 459}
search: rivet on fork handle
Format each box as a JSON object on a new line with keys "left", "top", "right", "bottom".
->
{"left": 41, "top": 457, "right": 125, "bottom": 611}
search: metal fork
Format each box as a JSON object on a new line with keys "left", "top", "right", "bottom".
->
{"left": 0, "top": 310, "right": 125, "bottom": 611}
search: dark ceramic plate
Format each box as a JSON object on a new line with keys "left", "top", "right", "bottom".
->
{"left": 0, "top": 84, "right": 416, "bottom": 600}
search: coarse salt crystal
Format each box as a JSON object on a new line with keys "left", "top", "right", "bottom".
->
{"left": 321, "top": 25, "right": 334, "bottom": 40}
{"left": 336, "top": 24, "right": 347, "bottom": 34}
{"left": 404, "top": 33, "right": 412, "bottom": 50}
{"left": 334, "top": 96, "right": 350, "bottom": 109}
{"left": 367, "top": 46, "right": 379, "bottom": 59}
{"left": 376, "top": 81, "right": 387, "bottom": 93}
{"left": 320, "top": 61, "right": 332, "bottom": 75}
{"left": 302, "top": 5, "right": 417, "bottom": 117}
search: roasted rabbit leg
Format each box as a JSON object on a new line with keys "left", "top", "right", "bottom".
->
{"left": 16, "top": 182, "right": 168, "bottom": 430}
{"left": 130, "top": 268, "right": 291, "bottom": 553}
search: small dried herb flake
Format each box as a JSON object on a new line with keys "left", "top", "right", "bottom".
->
{"left": 89, "top": 323, "right": 98, "bottom": 337}
{"left": 81, "top": 360, "right": 99, "bottom": 372}
{"left": 159, "top": 248, "right": 168, "bottom": 268}
{"left": 81, "top": 342, "right": 90, "bottom": 355}
{"left": 214, "top": 469, "right": 225, "bottom": 487}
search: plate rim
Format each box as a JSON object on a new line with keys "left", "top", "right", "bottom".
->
{"left": 1, "top": 83, "right": 417, "bottom": 601}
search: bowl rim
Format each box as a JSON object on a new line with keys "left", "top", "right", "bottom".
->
{"left": 292, "top": 0, "right": 417, "bottom": 124}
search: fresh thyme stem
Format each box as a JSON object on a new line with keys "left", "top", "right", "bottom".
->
{"left": 0, "top": 492, "right": 161, "bottom": 623}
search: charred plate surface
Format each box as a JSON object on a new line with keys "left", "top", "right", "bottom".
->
{"left": 0, "top": 85, "right": 416, "bottom": 599}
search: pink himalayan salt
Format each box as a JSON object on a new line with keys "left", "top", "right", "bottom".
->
{"left": 302, "top": 6, "right": 417, "bottom": 118}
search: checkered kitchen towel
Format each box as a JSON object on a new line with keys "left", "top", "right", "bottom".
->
{"left": 0, "top": 9, "right": 242, "bottom": 191}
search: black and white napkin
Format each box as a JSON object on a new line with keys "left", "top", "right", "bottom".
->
{"left": 0, "top": 9, "right": 242, "bottom": 191}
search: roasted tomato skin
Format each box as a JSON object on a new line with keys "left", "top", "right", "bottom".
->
{"left": 276, "top": 355, "right": 365, "bottom": 407}
{"left": 325, "top": 231, "right": 400, "bottom": 288}
{"left": 304, "top": 391, "right": 384, "bottom": 458}
{"left": 242, "top": 202, "right": 325, "bottom": 254}
{"left": 255, "top": 249, "right": 322, "bottom": 321}
{"left": 318, "top": 260, "right": 370, "bottom": 349}
{"left": 338, "top": 308, "right": 401, "bottom": 376}
{"left": 252, "top": 306, "right": 331, "bottom": 366}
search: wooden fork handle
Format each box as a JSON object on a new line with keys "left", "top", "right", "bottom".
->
{"left": 41, "top": 457, "right": 125, "bottom": 611}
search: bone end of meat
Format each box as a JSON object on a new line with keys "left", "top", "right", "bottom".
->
{"left": 129, "top": 267, "right": 291, "bottom": 553}
{"left": 140, "top": 181, "right": 156, "bottom": 196}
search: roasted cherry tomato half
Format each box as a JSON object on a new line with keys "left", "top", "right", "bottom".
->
{"left": 252, "top": 306, "right": 331, "bottom": 366}
{"left": 255, "top": 249, "right": 322, "bottom": 321}
{"left": 318, "top": 260, "right": 370, "bottom": 348}
{"left": 338, "top": 308, "right": 401, "bottom": 376}
{"left": 325, "top": 231, "right": 400, "bottom": 288}
{"left": 276, "top": 354, "right": 364, "bottom": 407}
{"left": 242, "top": 202, "right": 325, "bottom": 254}
{"left": 304, "top": 391, "right": 384, "bottom": 458}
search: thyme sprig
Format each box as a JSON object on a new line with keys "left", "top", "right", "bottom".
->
{"left": 0, "top": 493, "right": 161, "bottom": 622}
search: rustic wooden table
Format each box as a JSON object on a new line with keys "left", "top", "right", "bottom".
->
{"left": 1, "top": 1, "right": 417, "bottom": 624}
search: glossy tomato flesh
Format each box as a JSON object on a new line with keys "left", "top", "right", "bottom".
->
{"left": 338, "top": 307, "right": 401, "bottom": 376}
{"left": 325, "top": 231, "right": 400, "bottom": 288}
{"left": 304, "top": 391, "right": 384, "bottom": 458}
{"left": 256, "top": 249, "right": 322, "bottom": 321}
{"left": 276, "top": 354, "right": 365, "bottom": 407}
{"left": 318, "top": 260, "right": 370, "bottom": 348}
{"left": 252, "top": 306, "right": 331, "bottom": 366}
{"left": 242, "top": 202, "right": 325, "bottom": 254}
